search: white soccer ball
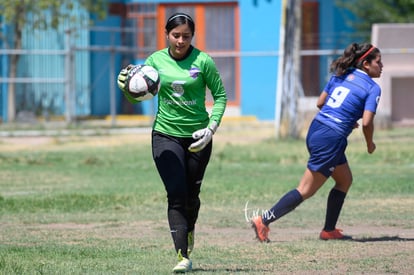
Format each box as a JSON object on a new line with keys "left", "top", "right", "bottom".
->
{"left": 126, "top": 64, "right": 160, "bottom": 101}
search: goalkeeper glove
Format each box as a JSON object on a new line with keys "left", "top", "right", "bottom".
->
{"left": 188, "top": 121, "right": 218, "bottom": 153}
{"left": 117, "top": 64, "right": 134, "bottom": 92}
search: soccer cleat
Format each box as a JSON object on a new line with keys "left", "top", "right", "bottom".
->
{"left": 172, "top": 249, "right": 192, "bottom": 273}
{"left": 319, "top": 228, "right": 352, "bottom": 240}
{"left": 251, "top": 215, "right": 270, "bottom": 242}
{"left": 187, "top": 230, "right": 194, "bottom": 256}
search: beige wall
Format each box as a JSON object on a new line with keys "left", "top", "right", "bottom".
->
{"left": 372, "top": 23, "right": 414, "bottom": 126}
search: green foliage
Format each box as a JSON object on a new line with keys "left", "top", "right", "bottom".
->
{"left": 0, "top": 0, "right": 108, "bottom": 30}
{"left": 336, "top": 0, "right": 414, "bottom": 38}
{"left": 0, "top": 0, "right": 109, "bottom": 122}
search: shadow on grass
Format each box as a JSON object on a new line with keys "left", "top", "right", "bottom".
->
{"left": 352, "top": 235, "right": 414, "bottom": 242}
{"left": 192, "top": 267, "right": 272, "bottom": 273}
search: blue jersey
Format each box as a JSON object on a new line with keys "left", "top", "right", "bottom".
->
{"left": 315, "top": 69, "right": 381, "bottom": 137}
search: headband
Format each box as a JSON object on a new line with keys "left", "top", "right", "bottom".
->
{"left": 167, "top": 14, "right": 194, "bottom": 23}
{"left": 357, "top": 45, "right": 376, "bottom": 63}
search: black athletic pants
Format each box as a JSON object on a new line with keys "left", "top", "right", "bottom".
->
{"left": 152, "top": 130, "right": 212, "bottom": 258}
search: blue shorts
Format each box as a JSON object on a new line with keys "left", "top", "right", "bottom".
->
{"left": 306, "top": 120, "right": 348, "bottom": 178}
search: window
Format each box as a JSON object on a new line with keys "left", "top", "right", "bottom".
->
{"left": 126, "top": 2, "right": 239, "bottom": 105}
{"left": 127, "top": 3, "right": 157, "bottom": 58}
{"left": 203, "top": 5, "right": 237, "bottom": 103}
{"left": 301, "top": 2, "right": 320, "bottom": 96}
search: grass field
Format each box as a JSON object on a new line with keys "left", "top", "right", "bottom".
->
{"left": 0, "top": 123, "right": 413, "bottom": 274}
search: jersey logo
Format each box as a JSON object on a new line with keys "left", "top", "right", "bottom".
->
{"left": 189, "top": 67, "right": 201, "bottom": 79}
{"left": 346, "top": 74, "right": 355, "bottom": 81}
{"left": 171, "top": 80, "right": 186, "bottom": 97}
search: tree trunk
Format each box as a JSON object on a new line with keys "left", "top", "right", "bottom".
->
{"left": 8, "top": 55, "right": 18, "bottom": 122}
{"left": 7, "top": 10, "right": 23, "bottom": 122}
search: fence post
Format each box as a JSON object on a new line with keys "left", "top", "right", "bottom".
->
{"left": 1, "top": 27, "right": 9, "bottom": 122}
{"left": 110, "top": 48, "right": 117, "bottom": 126}
{"left": 65, "top": 29, "right": 74, "bottom": 124}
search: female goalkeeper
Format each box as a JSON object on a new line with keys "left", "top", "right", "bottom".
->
{"left": 251, "top": 42, "right": 383, "bottom": 242}
{"left": 119, "top": 12, "right": 227, "bottom": 272}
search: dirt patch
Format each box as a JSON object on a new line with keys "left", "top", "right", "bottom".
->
{"left": 0, "top": 123, "right": 276, "bottom": 152}
{"left": 0, "top": 133, "right": 149, "bottom": 152}
{"left": 7, "top": 220, "right": 414, "bottom": 246}
{"left": 3, "top": 219, "right": 413, "bottom": 273}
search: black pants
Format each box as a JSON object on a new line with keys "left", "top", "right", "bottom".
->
{"left": 152, "top": 130, "right": 212, "bottom": 257}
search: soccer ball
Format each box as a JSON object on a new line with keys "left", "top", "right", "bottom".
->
{"left": 125, "top": 64, "right": 160, "bottom": 101}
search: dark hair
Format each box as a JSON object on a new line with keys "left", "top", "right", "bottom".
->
{"left": 165, "top": 13, "right": 195, "bottom": 35}
{"left": 330, "top": 43, "right": 380, "bottom": 76}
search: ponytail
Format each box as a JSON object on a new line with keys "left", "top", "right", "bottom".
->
{"left": 330, "top": 43, "right": 379, "bottom": 76}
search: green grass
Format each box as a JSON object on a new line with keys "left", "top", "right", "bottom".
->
{"left": 0, "top": 126, "right": 413, "bottom": 274}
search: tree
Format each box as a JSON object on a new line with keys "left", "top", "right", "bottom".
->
{"left": 336, "top": 0, "right": 414, "bottom": 39}
{"left": 275, "top": 0, "right": 304, "bottom": 139}
{"left": 0, "top": 0, "right": 108, "bottom": 122}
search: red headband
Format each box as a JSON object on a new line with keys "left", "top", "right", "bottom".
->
{"left": 357, "top": 45, "right": 376, "bottom": 63}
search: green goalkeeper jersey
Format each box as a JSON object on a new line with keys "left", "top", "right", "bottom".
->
{"left": 145, "top": 46, "right": 227, "bottom": 137}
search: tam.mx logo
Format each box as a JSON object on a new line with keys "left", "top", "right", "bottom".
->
{"left": 244, "top": 201, "right": 275, "bottom": 222}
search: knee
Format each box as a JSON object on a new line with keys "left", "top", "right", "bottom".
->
{"left": 168, "top": 195, "right": 187, "bottom": 210}
{"left": 334, "top": 178, "right": 353, "bottom": 193}
{"left": 187, "top": 197, "right": 200, "bottom": 209}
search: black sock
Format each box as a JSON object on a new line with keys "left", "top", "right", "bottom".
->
{"left": 323, "top": 188, "right": 347, "bottom": 231}
{"left": 262, "top": 189, "right": 303, "bottom": 225}
{"left": 168, "top": 208, "right": 188, "bottom": 258}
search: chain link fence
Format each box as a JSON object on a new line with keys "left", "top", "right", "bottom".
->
{"left": 1, "top": 27, "right": 413, "bottom": 128}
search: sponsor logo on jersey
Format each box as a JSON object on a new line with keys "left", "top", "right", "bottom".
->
{"left": 171, "top": 80, "right": 186, "bottom": 97}
{"left": 189, "top": 67, "right": 201, "bottom": 79}
{"left": 346, "top": 74, "right": 355, "bottom": 81}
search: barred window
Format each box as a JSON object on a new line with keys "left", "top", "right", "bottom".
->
{"left": 127, "top": 3, "right": 239, "bottom": 105}
{"left": 127, "top": 3, "right": 157, "bottom": 58}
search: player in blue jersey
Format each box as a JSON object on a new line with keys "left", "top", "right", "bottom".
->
{"left": 251, "top": 42, "right": 383, "bottom": 242}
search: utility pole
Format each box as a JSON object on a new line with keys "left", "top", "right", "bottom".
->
{"left": 277, "top": 0, "right": 303, "bottom": 138}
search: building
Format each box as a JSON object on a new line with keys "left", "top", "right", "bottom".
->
{"left": 0, "top": 1, "right": 367, "bottom": 124}
{"left": 372, "top": 23, "right": 414, "bottom": 127}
